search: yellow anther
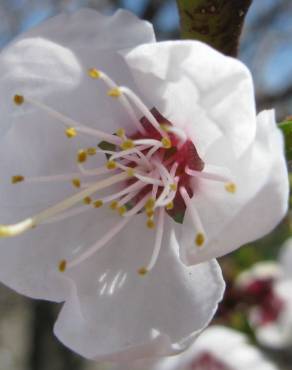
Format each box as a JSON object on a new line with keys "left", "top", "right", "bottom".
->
{"left": 138, "top": 267, "right": 148, "bottom": 276}
{"left": 145, "top": 197, "right": 155, "bottom": 211}
{"left": 118, "top": 206, "right": 127, "bottom": 216}
{"left": 195, "top": 233, "right": 205, "bottom": 247}
{"left": 86, "top": 147, "right": 97, "bottom": 156}
{"left": 11, "top": 175, "right": 24, "bottom": 184}
{"left": 65, "top": 127, "right": 77, "bottom": 138}
{"left": 161, "top": 136, "right": 172, "bottom": 149}
{"left": 225, "top": 182, "right": 237, "bottom": 194}
{"left": 71, "top": 178, "right": 81, "bottom": 188}
{"left": 106, "top": 160, "right": 117, "bottom": 170}
{"left": 146, "top": 209, "right": 154, "bottom": 218}
{"left": 160, "top": 123, "right": 170, "bottom": 132}
{"left": 108, "top": 87, "right": 122, "bottom": 98}
{"left": 83, "top": 196, "right": 92, "bottom": 205}
{"left": 170, "top": 183, "right": 177, "bottom": 191}
{"left": 88, "top": 68, "right": 101, "bottom": 79}
{"left": 166, "top": 201, "right": 174, "bottom": 210}
{"left": 121, "top": 139, "right": 135, "bottom": 150}
{"left": 110, "top": 201, "right": 118, "bottom": 210}
{"left": 146, "top": 218, "right": 155, "bottom": 229}
{"left": 126, "top": 168, "right": 135, "bottom": 177}
{"left": 77, "top": 150, "right": 87, "bottom": 163}
{"left": 116, "top": 128, "right": 126, "bottom": 138}
{"left": 14, "top": 94, "right": 24, "bottom": 106}
{"left": 58, "top": 259, "right": 67, "bottom": 272}
{"left": 93, "top": 200, "right": 103, "bottom": 208}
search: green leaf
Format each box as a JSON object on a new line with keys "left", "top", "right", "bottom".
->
{"left": 176, "top": 0, "right": 252, "bottom": 56}
{"left": 279, "top": 120, "right": 292, "bottom": 161}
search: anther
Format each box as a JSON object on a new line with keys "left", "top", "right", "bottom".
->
{"left": 116, "top": 128, "right": 126, "bottom": 138}
{"left": 93, "top": 200, "right": 103, "bottom": 208}
{"left": 14, "top": 94, "right": 24, "bottom": 106}
{"left": 83, "top": 196, "right": 92, "bottom": 205}
{"left": 138, "top": 267, "right": 148, "bottom": 276}
{"left": 161, "top": 137, "right": 172, "bottom": 149}
{"left": 195, "top": 233, "right": 205, "bottom": 247}
{"left": 225, "top": 182, "right": 237, "bottom": 194}
{"left": 77, "top": 150, "right": 87, "bottom": 163}
{"left": 126, "top": 168, "right": 135, "bottom": 177}
{"left": 110, "top": 201, "right": 118, "bottom": 210}
{"left": 86, "top": 147, "right": 97, "bottom": 156}
{"left": 72, "top": 178, "right": 81, "bottom": 188}
{"left": 11, "top": 175, "right": 24, "bottom": 184}
{"left": 146, "top": 218, "right": 155, "bottom": 229}
{"left": 108, "top": 87, "right": 122, "bottom": 98}
{"left": 118, "top": 206, "right": 127, "bottom": 216}
{"left": 170, "top": 183, "right": 177, "bottom": 191}
{"left": 121, "top": 139, "right": 135, "bottom": 150}
{"left": 65, "top": 127, "right": 77, "bottom": 138}
{"left": 106, "top": 160, "right": 117, "bottom": 170}
{"left": 88, "top": 68, "right": 101, "bottom": 79}
{"left": 166, "top": 201, "right": 174, "bottom": 210}
{"left": 58, "top": 259, "right": 67, "bottom": 272}
{"left": 146, "top": 210, "right": 154, "bottom": 218}
{"left": 145, "top": 197, "right": 155, "bottom": 211}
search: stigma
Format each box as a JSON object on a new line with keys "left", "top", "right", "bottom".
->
{"left": 0, "top": 68, "right": 237, "bottom": 275}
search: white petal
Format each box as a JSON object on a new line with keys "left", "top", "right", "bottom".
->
{"left": 109, "top": 326, "right": 279, "bottom": 370}
{"left": 279, "top": 238, "right": 292, "bottom": 279}
{"left": 124, "top": 40, "right": 256, "bottom": 158}
{"left": 54, "top": 216, "right": 224, "bottom": 361}
{"left": 180, "top": 110, "right": 288, "bottom": 265}
{"left": 0, "top": 8, "right": 155, "bottom": 135}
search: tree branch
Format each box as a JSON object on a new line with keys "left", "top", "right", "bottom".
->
{"left": 176, "top": 0, "right": 253, "bottom": 56}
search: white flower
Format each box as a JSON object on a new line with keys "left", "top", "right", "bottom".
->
{"left": 114, "top": 326, "right": 280, "bottom": 370}
{"left": 237, "top": 239, "right": 292, "bottom": 349}
{"left": 0, "top": 7, "right": 288, "bottom": 361}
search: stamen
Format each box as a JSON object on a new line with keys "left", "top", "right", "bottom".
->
{"left": 180, "top": 186, "right": 206, "bottom": 248}
{"left": 165, "top": 126, "right": 187, "bottom": 145}
{"left": 161, "top": 137, "right": 172, "bottom": 149}
{"left": 140, "top": 207, "right": 165, "bottom": 274}
{"left": 77, "top": 150, "right": 87, "bottom": 163}
{"left": 72, "top": 178, "right": 81, "bottom": 188}
{"left": 0, "top": 218, "right": 34, "bottom": 237}
{"left": 93, "top": 200, "right": 103, "bottom": 208}
{"left": 185, "top": 166, "right": 231, "bottom": 183}
{"left": 15, "top": 95, "right": 121, "bottom": 145}
{"left": 119, "top": 86, "right": 167, "bottom": 138}
{"left": 0, "top": 172, "right": 129, "bottom": 237}
{"left": 121, "top": 139, "right": 135, "bottom": 150}
{"left": 89, "top": 69, "right": 146, "bottom": 134}
{"left": 66, "top": 217, "right": 131, "bottom": 269}
{"left": 83, "top": 196, "right": 92, "bottom": 205}
{"left": 124, "top": 193, "right": 150, "bottom": 217}
{"left": 65, "top": 127, "right": 77, "bottom": 138}
{"left": 86, "top": 147, "right": 97, "bottom": 156}
{"left": 225, "top": 182, "right": 237, "bottom": 194}
{"left": 14, "top": 94, "right": 24, "bottom": 105}
{"left": 100, "top": 181, "right": 145, "bottom": 205}
{"left": 11, "top": 175, "right": 24, "bottom": 184}
{"left": 58, "top": 259, "right": 67, "bottom": 272}
{"left": 106, "top": 160, "right": 117, "bottom": 170}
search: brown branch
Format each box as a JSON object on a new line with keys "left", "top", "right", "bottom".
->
{"left": 176, "top": 0, "right": 253, "bottom": 56}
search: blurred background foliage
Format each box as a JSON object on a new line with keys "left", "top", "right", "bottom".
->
{"left": 0, "top": 0, "right": 291, "bottom": 369}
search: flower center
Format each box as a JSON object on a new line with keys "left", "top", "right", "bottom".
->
{"left": 190, "top": 353, "right": 232, "bottom": 370}
{"left": 0, "top": 69, "right": 237, "bottom": 275}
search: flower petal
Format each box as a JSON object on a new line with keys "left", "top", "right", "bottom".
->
{"left": 124, "top": 40, "right": 256, "bottom": 158}
{"left": 180, "top": 110, "right": 288, "bottom": 265}
{"left": 54, "top": 215, "right": 224, "bottom": 361}
{"left": 0, "top": 8, "right": 155, "bottom": 135}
